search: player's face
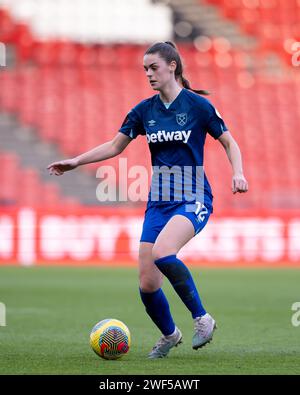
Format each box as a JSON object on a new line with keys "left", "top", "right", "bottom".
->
{"left": 143, "top": 53, "right": 176, "bottom": 91}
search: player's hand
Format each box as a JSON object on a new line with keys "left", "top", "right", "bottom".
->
{"left": 232, "top": 174, "right": 248, "bottom": 194}
{"left": 47, "top": 158, "right": 78, "bottom": 176}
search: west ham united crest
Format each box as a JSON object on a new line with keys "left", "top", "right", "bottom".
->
{"left": 176, "top": 113, "right": 187, "bottom": 127}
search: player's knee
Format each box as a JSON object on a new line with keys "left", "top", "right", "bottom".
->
{"left": 139, "top": 264, "right": 163, "bottom": 292}
{"left": 152, "top": 244, "right": 176, "bottom": 262}
{"left": 138, "top": 249, "right": 151, "bottom": 265}
{"left": 139, "top": 284, "right": 160, "bottom": 294}
{"left": 139, "top": 277, "right": 161, "bottom": 293}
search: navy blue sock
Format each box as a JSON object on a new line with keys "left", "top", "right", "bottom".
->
{"left": 154, "top": 254, "right": 206, "bottom": 319}
{"left": 139, "top": 288, "right": 175, "bottom": 336}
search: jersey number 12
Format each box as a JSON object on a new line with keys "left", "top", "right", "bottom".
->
{"left": 195, "top": 202, "right": 208, "bottom": 222}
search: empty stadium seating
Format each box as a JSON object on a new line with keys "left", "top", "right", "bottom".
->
{"left": 0, "top": 152, "right": 80, "bottom": 206}
{"left": 203, "top": 0, "right": 300, "bottom": 66}
{"left": 0, "top": 3, "right": 299, "bottom": 211}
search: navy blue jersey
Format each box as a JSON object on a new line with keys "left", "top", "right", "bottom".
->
{"left": 119, "top": 88, "right": 228, "bottom": 209}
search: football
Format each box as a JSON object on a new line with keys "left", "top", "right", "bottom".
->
{"left": 90, "top": 318, "right": 131, "bottom": 360}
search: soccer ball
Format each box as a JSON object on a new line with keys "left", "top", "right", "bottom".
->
{"left": 90, "top": 318, "right": 131, "bottom": 360}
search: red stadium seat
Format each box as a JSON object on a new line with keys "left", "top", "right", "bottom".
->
{"left": 42, "top": 182, "right": 62, "bottom": 207}
{"left": 20, "top": 168, "right": 43, "bottom": 206}
{"left": 0, "top": 8, "right": 15, "bottom": 43}
{"left": 0, "top": 152, "right": 19, "bottom": 204}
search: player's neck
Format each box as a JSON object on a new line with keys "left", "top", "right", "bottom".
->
{"left": 159, "top": 83, "right": 182, "bottom": 104}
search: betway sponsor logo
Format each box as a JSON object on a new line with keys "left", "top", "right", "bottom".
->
{"left": 146, "top": 130, "right": 192, "bottom": 144}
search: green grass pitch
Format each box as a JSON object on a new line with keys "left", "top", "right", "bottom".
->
{"left": 0, "top": 266, "right": 300, "bottom": 375}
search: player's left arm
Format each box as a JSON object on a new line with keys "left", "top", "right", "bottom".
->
{"left": 218, "top": 131, "right": 248, "bottom": 194}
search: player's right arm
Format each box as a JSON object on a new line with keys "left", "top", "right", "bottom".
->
{"left": 47, "top": 132, "right": 132, "bottom": 176}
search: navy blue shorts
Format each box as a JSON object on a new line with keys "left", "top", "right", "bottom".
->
{"left": 140, "top": 201, "right": 212, "bottom": 244}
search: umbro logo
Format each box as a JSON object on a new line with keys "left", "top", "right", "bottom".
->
{"left": 148, "top": 120, "right": 156, "bottom": 126}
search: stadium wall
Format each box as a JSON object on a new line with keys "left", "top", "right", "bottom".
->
{"left": 0, "top": 206, "right": 299, "bottom": 267}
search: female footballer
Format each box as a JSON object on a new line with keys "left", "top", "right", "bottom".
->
{"left": 48, "top": 42, "right": 248, "bottom": 359}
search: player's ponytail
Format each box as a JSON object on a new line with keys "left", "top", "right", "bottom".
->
{"left": 145, "top": 41, "right": 210, "bottom": 96}
{"left": 180, "top": 75, "right": 210, "bottom": 96}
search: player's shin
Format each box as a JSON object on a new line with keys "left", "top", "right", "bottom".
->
{"left": 139, "top": 287, "right": 175, "bottom": 336}
{"left": 154, "top": 255, "right": 206, "bottom": 318}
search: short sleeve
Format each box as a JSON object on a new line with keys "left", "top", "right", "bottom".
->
{"left": 119, "top": 104, "right": 146, "bottom": 140}
{"left": 205, "top": 102, "right": 228, "bottom": 139}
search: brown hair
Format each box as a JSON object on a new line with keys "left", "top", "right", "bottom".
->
{"left": 145, "top": 41, "right": 209, "bottom": 95}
